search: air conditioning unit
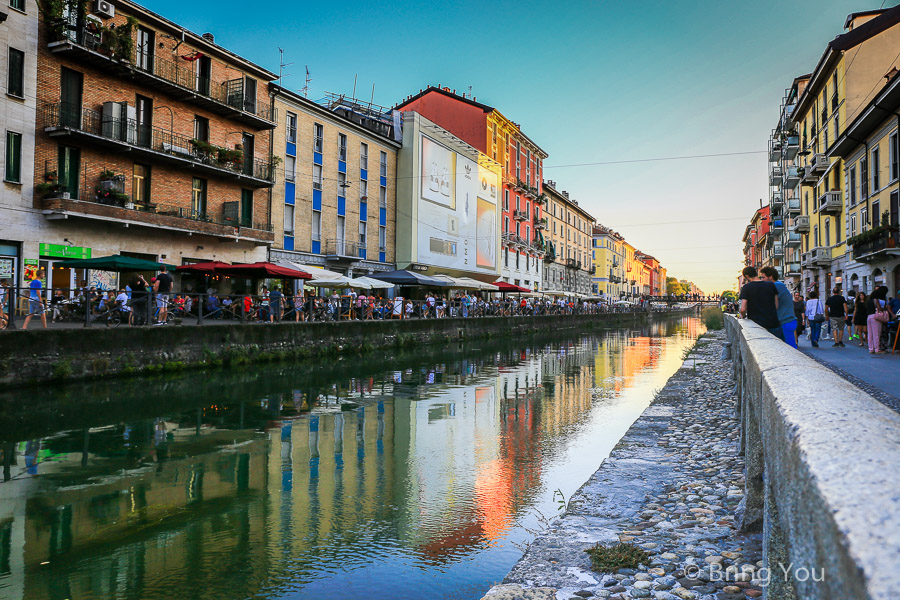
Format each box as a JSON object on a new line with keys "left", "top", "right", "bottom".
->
{"left": 94, "top": 0, "right": 115, "bottom": 18}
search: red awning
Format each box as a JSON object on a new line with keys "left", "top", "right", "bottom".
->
{"left": 176, "top": 261, "right": 231, "bottom": 274}
{"left": 216, "top": 262, "right": 313, "bottom": 279}
{"left": 493, "top": 281, "right": 531, "bottom": 292}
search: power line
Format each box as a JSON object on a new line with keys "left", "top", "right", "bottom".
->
{"left": 544, "top": 150, "right": 766, "bottom": 170}
{"left": 606, "top": 216, "right": 749, "bottom": 228}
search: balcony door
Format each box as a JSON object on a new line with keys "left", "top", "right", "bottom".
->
{"left": 136, "top": 27, "right": 155, "bottom": 72}
{"left": 135, "top": 95, "right": 152, "bottom": 148}
{"left": 240, "top": 189, "right": 253, "bottom": 228}
{"left": 241, "top": 133, "right": 254, "bottom": 176}
{"left": 891, "top": 191, "right": 899, "bottom": 228}
{"left": 58, "top": 145, "right": 80, "bottom": 198}
{"left": 195, "top": 56, "right": 211, "bottom": 96}
{"left": 336, "top": 216, "right": 346, "bottom": 255}
{"left": 243, "top": 77, "right": 257, "bottom": 114}
{"left": 60, "top": 67, "right": 82, "bottom": 128}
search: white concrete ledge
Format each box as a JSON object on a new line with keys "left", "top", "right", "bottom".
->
{"left": 726, "top": 314, "right": 900, "bottom": 599}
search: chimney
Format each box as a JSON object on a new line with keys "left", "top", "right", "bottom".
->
{"left": 562, "top": 191, "right": 569, "bottom": 199}
{"left": 202, "top": 32, "right": 215, "bottom": 43}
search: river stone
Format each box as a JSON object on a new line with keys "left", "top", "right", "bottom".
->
{"left": 481, "top": 584, "right": 556, "bottom": 600}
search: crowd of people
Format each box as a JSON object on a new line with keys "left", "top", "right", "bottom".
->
{"left": 0, "top": 266, "right": 674, "bottom": 330}
{"left": 739, "top": 265, "right": 898, "bottom": 354}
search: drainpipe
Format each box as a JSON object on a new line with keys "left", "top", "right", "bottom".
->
{"left": 268, "top": 86, "right": 276, "bottom": 260}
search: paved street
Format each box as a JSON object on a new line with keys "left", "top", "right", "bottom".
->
{"left": 797, "top": 330, "right": 900, "bottom": 407}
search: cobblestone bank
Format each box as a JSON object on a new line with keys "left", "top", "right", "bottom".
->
{"left": 482, "top": 330, "right": 764, "bottom": 600}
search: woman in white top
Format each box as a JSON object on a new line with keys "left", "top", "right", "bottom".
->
{"left": 804, "top": 290, "right": 825, "bottom": 348}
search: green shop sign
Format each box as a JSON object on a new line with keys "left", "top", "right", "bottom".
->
{"left": 39, "top": 243, "right": 92, "bottom": 259}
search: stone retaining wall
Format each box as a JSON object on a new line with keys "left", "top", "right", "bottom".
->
{"left": 725, "top": 314, "right": 900, "bottom": 599}
{"left": 0, "top": 311, "right": 676, "bottom": 387}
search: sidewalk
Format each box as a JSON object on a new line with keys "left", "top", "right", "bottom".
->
{"left": 797, "top": 330, "right": 900, "bottom": 409}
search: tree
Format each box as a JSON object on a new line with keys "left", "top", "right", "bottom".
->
{"left": 721, "top": 290, "right": 738, "bottom": 303}
{"left": 666, "top": 277, "right": 686, "bottom": 296}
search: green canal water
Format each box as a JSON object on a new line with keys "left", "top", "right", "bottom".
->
{"left": 0, "top": 316, "right": 704, "bottom": 600}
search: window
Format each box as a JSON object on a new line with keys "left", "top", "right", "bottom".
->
{"left": 515, "top": 141, "right": 521, "bottom": 179}
{"left": 824, "top": 219, "right": 830, "bottom": 246}
{"left": 359, "top": 220, "right": 367, "bottom": 245}
{"left": 872, "top": 200, "right": 881, "bottom": 227}
{"left": 9, "top": 0, "right": 24, "bottom": 10}
{"left": 337, "top": 171, "right": 346, "bottom": 194}
{"left": 504, "top": 248, "right": 509, "bottom": 267}
{"left": 380, "top": 151, "right": 387, "bottom": 177}
{"left": 849, "top": 167, "right": 856, "bottom": 205}
{"left": 503, "top": 189, "right": 509, "bottom": 211}
{"left": 336, "top": 215, "right": 345, "bottom": 250}
{"left": 379, "top": 186, "right": 386, "bottom": 208}
{"left": 284, "top": 204, "right": 294, "bottom": 234}
{"left": 516, "top": 195, "right": 520, "bottom": 210}
{"left": 286, "top": 112, "right": 297, "bottom": 144}
{"left": 359, "top": 179, "right": 367, "bottom": 201}
{"left": 191, "top": 177, "right": 207, "bottom": 217}
{"left": 136, "top": 27, "right": 154, "bottom": 72}
{"left": 7, "top": 48, "right": 24, "bottom": 98}
{"left": 504, "top": 216, "right": 509, "bottom": 233}
{"left": 132, "top": 163, "right": 150, "bottom": 203}
{"left": 338, "top": 133, "right": 347, "bottom": 161}
{"left": 850, "top": 213, "right": 857, "bottom": 236}
{"left": 891, "top": 133, "right": 899, "bottom": 181}
{"left": 872, "top": 147, "right": 880, "bottom": 191}
{"left": 312, "top": 164, "right": 322, "bottom": 190}
{"left": 379, "top": 225, "right": 386, "bottom": 250}
{"left": 312, "top": 210, "right": 321, "bottom": 242}
{"left": 5, "top": 131, "right": 21, "bottom": 182}
{"left": 861, "top": 157, "right": 869, "bottom": 198}
{"left": 360, "top": 143, "right": 368, "bottom": 170}
{"left": 313, "top": 123, "right": 323, "bottom": 153}
{"left": 285, "top": 155, "right": 296, "bottom": 182}
{"left": 861, "top": 207, "right": 869, "bottom": 230}
{"left": 193, "top": 116, "right": 209, "bottom": 143}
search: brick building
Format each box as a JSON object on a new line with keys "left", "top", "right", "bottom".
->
{"left": 31, "top": 0, "right": 277, "bottom": 291}
{"left": 395, "top": 86, "right": 548, "bottom": 290}
{"left": 268, "top": 86, "right": 399, "bottom": 274}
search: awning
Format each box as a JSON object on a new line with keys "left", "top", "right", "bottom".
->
{"left": 176, "top": 261, "right": 231, "bottom": 274}
{"left": 216, "top": 262, "right": 312, "bottom": 279}
{"left": 454, "top": 276, "right": 499, "bottom": 291}
{"left": 55, "top": 254, "right": 176, "bottom": 271}
{"left": 348, "top": 276, "right": 394, "bottom": 290}
{"left": 493, "top": 281, "right": 531, "bottom": 292}
{"left": 370, "top": 269, "right": 451, "bottom": 287}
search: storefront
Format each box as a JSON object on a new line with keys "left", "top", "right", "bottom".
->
{"left": 0, "top": 241, "right": 18, "bottom": 286}
{"left": 36, "top": 243, "right": 93, "bottom": 299}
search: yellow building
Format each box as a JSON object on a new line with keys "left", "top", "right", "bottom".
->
{"left": 592, "top": 225, "right": 626, "bottom": 298}
{"left": 830, "top": 69, "right": 900, "bottom": 293}
{"left": 789, "top": 7, "right": 900, "bottom": 294}
{"left": 269, "top": 86, "right": 400, "bottom": 275}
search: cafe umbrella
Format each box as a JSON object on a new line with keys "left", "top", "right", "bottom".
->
{"left": 54, "top": 254, "right": 177, "bottom": 271}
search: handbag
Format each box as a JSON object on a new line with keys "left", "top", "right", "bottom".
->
{"left": 813, "top": 301, "right": 825, "bottom": 323}
{"left": 874, "top": 301, "right": 890, "bottom": 324}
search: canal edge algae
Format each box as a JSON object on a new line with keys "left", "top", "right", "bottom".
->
{"left": 480, "top": 330, "right": 765, "bottom": 600}
{"left": 0, "top": 310, "right": 691, "bottom": 388}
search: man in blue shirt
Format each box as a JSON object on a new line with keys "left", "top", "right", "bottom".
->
{"left": 889, "top": 292, "right": 900, "bottom": 316}
{"left": 761, "top": 266, "right": 796, "bottom": 348}
{"left": 23, "top": 268, "right": 47, "bottom": 330}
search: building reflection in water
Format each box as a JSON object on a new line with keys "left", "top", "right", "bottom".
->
{"left": 0, "top": 317, "right": 702, "bottom": 600}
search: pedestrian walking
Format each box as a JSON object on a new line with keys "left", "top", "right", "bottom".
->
{"left": 739, "top": 267, "right": 784, "bottom": 340}
{"left": 804, "top": 290, "right": 825, "bottom": 348}
{"left": 792, "top": 291, "right": 805, "bottom": 347}
{"left": 152, "top": 265, "right": 173, "bottom": 325}
{"left": 824, "top": 287, "right": 848, "bottom": 347}
{"left": 761, "top": 266, "right": 797, "bottom": 348}
{"left": 866, "top": 286, "right": 893, "bottom": 354}
{"left": 22, "top": 269, "right": 47, "bottom": 330}
{"left": 269, "top": 287, "right": 284, "bottom": 322}
{"left": 852, "top": 292, "right": 868, "bottom": 346}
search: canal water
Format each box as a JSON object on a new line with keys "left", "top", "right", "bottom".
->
{"left": 0, "top": 316, "right": 703, "bottom": 600}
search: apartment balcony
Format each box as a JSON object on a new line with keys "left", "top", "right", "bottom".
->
{"left": 799, "top": 165, "right": 818, "bottom": 186}
{"left": 40, "top": 102, "right": 275, "bottom": 187}
{"left": 324, "top": 239, "right": 365, "bottom": 262}
{"left": 782, "top": 135, "right": 800, "bottom": 161}
{"left": 48, "top": 29, "right": 275, "bottom": 129}
{"left": 534, "top": 193, "right": 548, "bottom": 206}
{"left": 773, "top": 243, "right": 784, "bottom": 257}
{"left": 781, "top": 103, "right": 796, "bottom": 131}
{"left": 851, "top": 228, "right": 900, "bottom": 262}
{"left": 816, "top": 190, "right": 842, "bottom": 214}
{"left": 513, "top": 209, "right": 528, "bottom": 221}
{"left": 800, "top": 252, "right": 811, "bottom": 268}
{"left": 768, "top": 137, "right": 782, "bottom": 162}
{"left": 783, "top": 166, "right": 801, "bottom": 189}
{"left": 810, "top": 246, "right": 832, "bottom": 266}
{"left": 808, "top": 153, "right": 829, "bottom": 175}
{"left": 769, "top": 165, "right": 783, "bottom": 186}
{"left": 786, "top": 197, "right": 801, "bottom": 213}
{"left": 770, "top": 218, "right": 784, "bottom": 235}
{"left": 565, "top": 258, "right": 577, "bottom": 269}
{"left": 40, "top": 195, "right": 273, "bottom": 245}
{"left": 771, "top": 191, "right": 783, "bottom": 207}
{"left": 501, "top": 232, "right": 516, "bottom": 246}
{"left": 791, "top": 215, "right": 809, "bottom": 233}
{"left": 534, "top": 217, "right": 548, "bottom": 230}
{"left": 786, "top": 261, "right": 801, "bottom": 276}
{"left": 785, "top": 231, "right": 802, "bottom": 247}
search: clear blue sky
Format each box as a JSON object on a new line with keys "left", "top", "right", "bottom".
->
{"left": 151, "top": 0, "right": 882, "bottom": 293}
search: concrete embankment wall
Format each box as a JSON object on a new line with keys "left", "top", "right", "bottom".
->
{"left": 725, "top": 315, "right": 900, "bottom": 600}
{"left": 0, "top": 311, "right": 681, "bottom": 387}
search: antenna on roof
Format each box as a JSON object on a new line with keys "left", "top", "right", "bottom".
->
{"left": 277, "top": 48, "right": 293, "bottom": 86}
{"left": 369, "top": 83, "right": 375, "bottom": 110}
{"left": 300, "top": 65, "right": 311, "bottom": 98}
{"left": 352, "top": 74, "right": 358, "bottom": 100}
{"left": 468, "top": 85, "right": 473, "bottom": 99}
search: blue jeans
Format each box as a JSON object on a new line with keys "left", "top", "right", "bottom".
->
{"left": 766, "top": 325, "right": 785, "bottom": 341}
{"left": 782, "top": 320, "right": 797, "bottom": 348}
{"left": 809, "top": 320, "right": 822, "bottom": 344}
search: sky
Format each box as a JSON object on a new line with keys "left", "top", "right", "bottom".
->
{"left": 150, "top": 0, "right": 883, "bottom": 293}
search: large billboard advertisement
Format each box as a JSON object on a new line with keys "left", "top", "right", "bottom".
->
{"left": 417, "top": 134, "right": 499, "bottom": 276}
